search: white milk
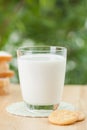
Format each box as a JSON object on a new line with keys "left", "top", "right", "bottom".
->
{"left": 18, "top": 54, "right": 66, "bottom": 105}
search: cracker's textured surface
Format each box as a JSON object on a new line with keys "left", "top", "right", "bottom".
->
{"left": 0, "top": 78, "right": 10, "bottom": 95}
{"left": 49, "top": 110, "right": 78, "bottom": 125}
{"left": 76, "top": 111, "right": 85, "bottom": 121}
{"left": 0, "top": 78, "right": 10, "bottom": 87}
{"left": 0, "top": 61, "right": 9, "bottom": 73}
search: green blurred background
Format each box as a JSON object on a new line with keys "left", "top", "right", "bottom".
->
{"left": 0, "top": 0, "right": 87, "bottom": 84}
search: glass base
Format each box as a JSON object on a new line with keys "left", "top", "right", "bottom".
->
{"left": 26, "top": 103, "right": 59, "bottom": 117}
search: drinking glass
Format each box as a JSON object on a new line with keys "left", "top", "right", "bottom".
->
{"left": 17, "top": 46, "right": 67, "bottom": 117}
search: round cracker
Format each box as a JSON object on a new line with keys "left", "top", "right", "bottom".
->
{"left": 48, "top": 110, "right": 78, "bottom": 125}
{"left": 0, "top": 71, "right": 14, "bottom": 78}
{"left": 0, "top": 51, "right": 12, "bottom": 61}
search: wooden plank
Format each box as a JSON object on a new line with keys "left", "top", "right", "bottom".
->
{"left": 0, "top": 84, "right": 86, "bottom": 130}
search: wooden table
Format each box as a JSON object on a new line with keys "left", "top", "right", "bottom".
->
{"left": 0, "top": 84, "right": 87, "bottom": 130}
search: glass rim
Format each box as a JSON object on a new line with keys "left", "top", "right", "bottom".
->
{"left": 17, "top": 46, "right": 67, "bottom": 53}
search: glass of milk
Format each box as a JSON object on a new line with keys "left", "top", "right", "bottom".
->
{"left": 17, "top": 46, "right": 67, "bottom": 117}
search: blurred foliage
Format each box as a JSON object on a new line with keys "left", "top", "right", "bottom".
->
{"left": 0, "top": 0, "right": 87, "bottom": 84}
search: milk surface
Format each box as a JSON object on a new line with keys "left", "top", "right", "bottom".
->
{"left": 18, "top": 54, "right": 66, "bottom": 105}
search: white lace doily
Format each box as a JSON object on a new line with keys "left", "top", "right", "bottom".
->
{"left": 6, "top": 101, "right": 75, "bottom": 117}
